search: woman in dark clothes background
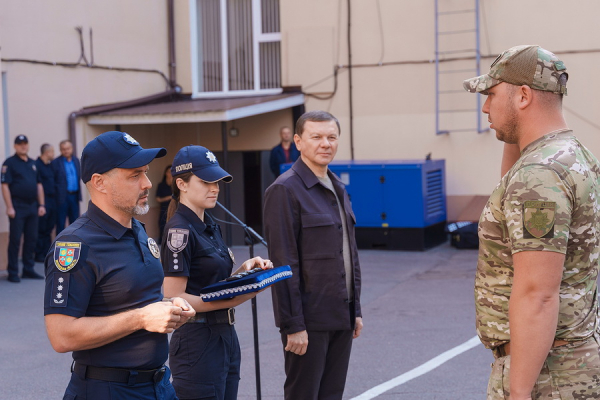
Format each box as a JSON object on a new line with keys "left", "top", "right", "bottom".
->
{"left": 155, "top": 164, "right": 172, "bottom": 244}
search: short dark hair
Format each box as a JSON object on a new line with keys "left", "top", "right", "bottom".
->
{"left": 40, "top": 143, "right": 52, "bottom": 155}
{"left": 295, "top": 111, "right": 341, "bottom": 136}
{"left": 59, "top": 139, "right": 72, "bottom": 147}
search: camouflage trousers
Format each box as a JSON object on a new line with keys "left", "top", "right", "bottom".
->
{"left": 487, "top": 334, "right": 600, "bottom": 399}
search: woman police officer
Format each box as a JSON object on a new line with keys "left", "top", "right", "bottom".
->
{"left": 161, "top": 145, "right": 272, "bottom": 400}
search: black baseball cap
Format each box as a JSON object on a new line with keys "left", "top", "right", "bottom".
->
{"left": 171, "top": 145, "right": 232, "bottom": 183}
{"left": 81, "top": 131, "right": 167, "bottom": 183}
{"left": 14, "top": 135, "right": 28, "bottom": 144}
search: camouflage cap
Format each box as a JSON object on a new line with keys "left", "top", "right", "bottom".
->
{"left": 463, "top": 45, "right": 568, "bottom": 95}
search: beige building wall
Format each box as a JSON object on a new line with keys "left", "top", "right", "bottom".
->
{"left": 280, "top": 0, "right": 600, "bottom": 203}
{"left": 0, "top": 0, "right": 172, "bottom": 271}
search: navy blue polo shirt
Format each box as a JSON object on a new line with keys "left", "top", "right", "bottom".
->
{"left": 44, "top": 201, "right": 167, "bottom": 369}
{"left": 161, "top": 204, "right": 233, "bottom": 295}
{"left": 35, "top": 157, "right": 56, "bottom": 198}
{"left": 1, "top": 154, "right": 40, "bottom": 202}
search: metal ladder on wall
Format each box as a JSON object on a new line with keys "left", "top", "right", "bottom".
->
{"left": 434, "top": 0, "right": 488, "bottom": 135}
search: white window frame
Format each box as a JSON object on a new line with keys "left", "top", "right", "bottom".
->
{"left": 190, "top": 0, "right": 282, "bottom": 98}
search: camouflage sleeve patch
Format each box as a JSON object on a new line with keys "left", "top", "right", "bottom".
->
{"left": 503, "top": 165, "right": 571, "bottom": 254}
{"left": 523, "top": 201, "right": 555, "bottom": 239}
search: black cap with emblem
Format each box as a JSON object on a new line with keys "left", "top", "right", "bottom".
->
{"left": 81, "top": 131, "right": 167, "bottom": 183}
{"left": 171, "top": 145, "right": 232, "bottom": 183}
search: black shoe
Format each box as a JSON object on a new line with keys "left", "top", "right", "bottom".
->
{"left": 21, "top": 271, "right": 44, "bottom": 279}
{"left": 7, "top": 275, "right": 20, "bottom": 283}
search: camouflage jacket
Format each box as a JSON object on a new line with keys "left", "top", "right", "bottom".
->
{"left": 475, "top": 130, "right": 600, "bottom": 349}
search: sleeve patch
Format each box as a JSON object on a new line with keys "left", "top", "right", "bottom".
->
{"left": 54, "top": 241, "right": 81, "bottom": 272}
{"left": 166, "top": 228, "right": 189, "bottom": 253}
{"left": 523, "top": 201, "right": 555, "bottom": 238}
{"left": 51, "top": 273, "right": 70, "bottom": 307}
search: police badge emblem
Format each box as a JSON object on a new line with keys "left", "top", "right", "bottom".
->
{"left": 147, "top": 238, "right": 160, "bottom": 258}
{"left": 206, "top": 151, "right": 217, "bottom": 163}
{"left": 122, "top": 133, "right": 139, "bottom": 145}
{"left": 167, "top": 228, "right": 189, "bottom": 253}
{"left": 523, "top": 201, "right": 556, "bottom": 239}
{"left": 54, "top": 241, "right": 81, "bottom": 272}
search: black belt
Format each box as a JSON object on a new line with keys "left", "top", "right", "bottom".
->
{"left": 67, "top": 191, "right": 79, "bottom": 195}
{"left": 188, "top": 308, "right": 235, "bottom": 325}
{"left": 72, "top": 362, "right": 166, "bottom": 384}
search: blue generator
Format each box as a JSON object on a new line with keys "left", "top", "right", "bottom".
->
{"left": 327, "top": 160, "right": 447, "bottom": 251}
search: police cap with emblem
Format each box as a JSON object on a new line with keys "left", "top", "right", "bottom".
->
{"left": 14, "top": 135, "right": 28, "bottom": 144}
{"left": 81, "top": 131, "right": 167, "bottom": 183}
{"left": 171, "top": 145, "right": 232, "bottom": 183}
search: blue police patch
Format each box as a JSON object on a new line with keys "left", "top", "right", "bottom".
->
{"left": 54, "top": 241, "right": 81, "bottom": 272}
{"left": 51, "top": 273, "right": 69, "bottom": 307}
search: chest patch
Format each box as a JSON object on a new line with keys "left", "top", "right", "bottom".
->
{"left": 147, "top": 238, "right": 160, "bottom": 258}
{"left": 167, "top": 228, "right": 189, "bottom": 253}
{"left": 523, "top": 201, "right": 556, "bottom": 239}
{"left": 54, "top": 241, "right": 81, "bottom": 272}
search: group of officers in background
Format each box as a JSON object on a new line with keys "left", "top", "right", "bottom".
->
{"left": 1, "top": 136, "right": 80, "bottom": 282}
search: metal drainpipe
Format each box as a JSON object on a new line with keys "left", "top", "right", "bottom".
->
{"left": 347, "top": 0, "right": 355, "bottom": 160}
{"left": 168, "top": 0, "right": 177, "bottom": 87}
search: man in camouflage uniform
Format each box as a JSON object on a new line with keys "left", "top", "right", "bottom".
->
{"left": 464, "top": 45, "right": 600, "bottom": 399}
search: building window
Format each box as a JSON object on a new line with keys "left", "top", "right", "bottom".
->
{"left": 191, "top": 0, "right": 282, "bottom": 98}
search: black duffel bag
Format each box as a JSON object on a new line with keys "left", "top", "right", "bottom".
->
{"left": 446, "top": 222, "right": 479, "bottom": 249}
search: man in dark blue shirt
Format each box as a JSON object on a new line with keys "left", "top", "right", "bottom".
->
{"left": 35, "top": 143, "right": 56, "bottom": 262}
{"left": 52, "top": 139, "right": 82, "bottom": 234}
{"left": 270, "top": 126, "right": 300, "bottom": 177}
{"left": 1, "top": 135, "right": 46, "bottom": 282}
{"left": 44, "top": 131, "right": 195, "bottom": 399}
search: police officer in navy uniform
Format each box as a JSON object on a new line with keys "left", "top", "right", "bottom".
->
{"left": 1, "top": 134, "right": 46, "bottom": 282}
{"left": 35, "top": 143, "right": 56, "bottom": 262}
{"left": 161, "top": 145, "right": 272, "bottom": 400}
{"left": 43, "top": 131, "right": 195, "bottom": 400}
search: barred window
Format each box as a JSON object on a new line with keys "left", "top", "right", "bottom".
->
{"left": 191, "top": 0, "right": 281, "bottom": 97}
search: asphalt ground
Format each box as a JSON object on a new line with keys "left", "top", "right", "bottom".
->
{"left": 0, "top": 242, "right": 495, "bottom": 399}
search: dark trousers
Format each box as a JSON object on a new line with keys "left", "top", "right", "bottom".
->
{"left": 35, "top": 197, "right": 56, "bottom": 260}
{"left": 7, "top": 202, "right": 38, "bottom": 278}
{"left": 56, "top": 192, "right": 80, "bottom": 234}
{"left": 281, "top": 329, "right": 354, "bottom": 400}
{"left": 169, "top": 323, "right": 241, "bottom": 400}
{"left": 63, "top": 365, "right": 177, "bottom": 400}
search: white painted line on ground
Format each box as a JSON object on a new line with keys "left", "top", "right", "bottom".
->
{"left": 350, "top": 335, "right": 481, "bottom": 400}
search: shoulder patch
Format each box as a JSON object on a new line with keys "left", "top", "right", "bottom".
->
{"left": 2, "top": 165, "right": 7, "bottom": 174}
{"left": 54, "top": 241, "right": 81, "bottom": 272}
{"left": 51, "top": 273, "right": 69, "bottom": 307}
{"left": 523, "top": 201, "right": 555, "bottom": 238}
{"left": 167, "top": 228, "right": 189, "bottom": 253}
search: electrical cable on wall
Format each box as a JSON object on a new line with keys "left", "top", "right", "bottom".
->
{"left": 1, "top": 26, "right": 171, "bottom": 88}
